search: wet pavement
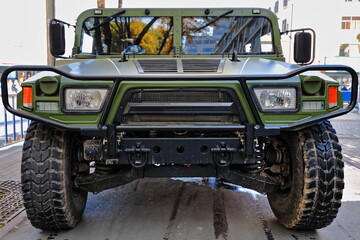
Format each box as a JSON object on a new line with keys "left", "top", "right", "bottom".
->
{"left": 0, "top": 110, "right": 359, "bottom": 240}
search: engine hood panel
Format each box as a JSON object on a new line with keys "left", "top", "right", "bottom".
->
{"left": 58, "top": 58, "right": 299, "bottom": 77}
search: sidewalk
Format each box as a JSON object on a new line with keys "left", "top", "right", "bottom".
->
{"left": 0, "top": 142, "right": 24, "bottom": 230}
{"left": 0, "top": 142, "right": 23, "bottom": 181}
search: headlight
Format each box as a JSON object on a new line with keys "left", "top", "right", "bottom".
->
{"left": 64, "top": 88, "right": 108, "bottom": 111}
{"left": 253, "top": 87, "right": 297, "bottom": 111}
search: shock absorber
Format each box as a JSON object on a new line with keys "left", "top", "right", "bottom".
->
{"left": 95, "top": 163, "right": 122, "bottom": 175}
{"left": 240, "top": 138, "right": 265, "bottom": 174}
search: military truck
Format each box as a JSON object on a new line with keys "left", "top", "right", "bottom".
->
{"left": 1, "top": 8, "right": 358, "bottom": 230}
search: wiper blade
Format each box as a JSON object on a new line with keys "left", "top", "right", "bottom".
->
{"left": 194, "top": 9, "right": 234, "bottom": 33}
{"left": 87, "top": 9, "right": 126, "bottom": 32}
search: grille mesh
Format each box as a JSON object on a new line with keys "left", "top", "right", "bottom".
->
{"left": 130, "top": 91, "right": 232, "bottom": 103}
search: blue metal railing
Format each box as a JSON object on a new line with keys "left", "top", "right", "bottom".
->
{"left": 1, "top": 94, "right": 29, "bottom": 145}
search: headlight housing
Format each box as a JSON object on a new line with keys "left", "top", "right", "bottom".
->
{"left": 253, "top": 87, "right": 297, "bottom": 111}
{"left": 64, "top": 88, "right": 108, "bottom": 112}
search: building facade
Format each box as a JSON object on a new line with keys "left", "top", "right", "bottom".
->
{"left": 269, "top": 0, "right": 360, "bottom": 72}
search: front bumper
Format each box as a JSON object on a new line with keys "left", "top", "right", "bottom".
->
{"left": 1, "top": 64, "right": 358, "bottom": 134}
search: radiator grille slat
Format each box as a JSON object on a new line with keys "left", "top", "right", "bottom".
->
{"left": 122, "top": 115, "right": 240, "bottom": 125}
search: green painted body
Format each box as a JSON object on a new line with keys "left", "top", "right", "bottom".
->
{"left": 18, "top": 8, "right": 342, "bottom": 129}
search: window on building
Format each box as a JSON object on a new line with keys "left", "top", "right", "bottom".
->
{"left": 341, "top": 16, "right": 360, "bottom": 29}
{"left": 274, "top": 1, "right": 279, "bottom": 13}
{"left": 339, "top": 44, "right": 360, "bottom": 57}
{"left": 284, "top": 0, "right": 288, "bottom": 7}
{"left": 339, "top": 44, "right": 350, "bottom": 56}
{"left": 282, "top": 19, "right": 288, "bottom": 32}
{"left": 342, "top": 17, "right": 351, "bottom": 29}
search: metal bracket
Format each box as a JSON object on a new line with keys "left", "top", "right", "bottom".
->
{"left": 211, "top": 142, "right": 237, "bottom": 167}
{"left": 245, "top": 123, "right": 254, "bottom": 157}
{"left": 125, "top": 143, "right": 150, "bottom": 168}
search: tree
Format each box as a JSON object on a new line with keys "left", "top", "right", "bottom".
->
{"left": 133, "top": 17, "right": 159, "bottom": 45}
{"left": 97, "top": 0, "right": 105, "bottom": 8}
{"left": 118, "top": 0, "right": 123, "bottom": 8}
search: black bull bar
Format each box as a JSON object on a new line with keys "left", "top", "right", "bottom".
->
{"left": 1, "top": 65, "right": 358, "bottom": 137}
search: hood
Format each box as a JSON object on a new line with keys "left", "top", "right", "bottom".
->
{"left": 58, "top": 58, "right": 299, "bottom": 77}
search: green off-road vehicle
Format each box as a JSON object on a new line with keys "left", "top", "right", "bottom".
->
{"left": 1, "top": 8, "right": 358, "bottom": 230}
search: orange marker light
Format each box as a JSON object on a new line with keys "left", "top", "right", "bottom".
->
{"left": 328, "top": 86, "right": 338, "bottom": 108}
{"left": 23, "top": 87, "right": 33, "bottom": 109}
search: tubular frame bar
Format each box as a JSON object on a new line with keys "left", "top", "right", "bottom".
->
{"left": 1, "top": 64, "right": 358, "bottom": 132}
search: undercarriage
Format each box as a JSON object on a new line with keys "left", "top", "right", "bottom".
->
{"left": 75, "top": 128, "right": 288, "bottom": 194}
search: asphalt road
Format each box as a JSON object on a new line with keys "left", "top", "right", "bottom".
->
{"left": 0, "top": 111, "right": 359, "bottom": 240}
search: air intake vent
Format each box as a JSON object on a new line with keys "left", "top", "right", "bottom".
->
{"left": 182, "top": 59, "right": 223, "bottom": 72}
{"left": 134, "top": 59, "right": 225, "bottom": 73}
{"left": 136, "top": 59, "right": 177, "bottom": 73}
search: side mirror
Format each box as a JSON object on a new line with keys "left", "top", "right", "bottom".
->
{"left": 294, "top": 32, "right": 312, "bottom": 64}
{"left": 49, "top": 20, "right": 65, "bottom": 56}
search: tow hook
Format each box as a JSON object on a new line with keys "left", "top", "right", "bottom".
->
{"left": 125, "top": 142, "right": 150, "bottom": 168}
{"left": 211, "top": 142, "right": 237, "bottom": 167}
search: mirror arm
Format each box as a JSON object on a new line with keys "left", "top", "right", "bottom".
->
{"left": 51, "top": 18, "right": 75, "bottom": 28}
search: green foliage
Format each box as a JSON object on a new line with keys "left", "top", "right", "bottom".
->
{"left": 106, "top": 17, "right": 173, "bottom": 54}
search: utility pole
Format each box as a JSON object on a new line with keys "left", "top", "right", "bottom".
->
{"left": 119, "top": 0, "right": 123, "bottom": 8}
{"left": 46, "top": 0, "right": 55, "bottom": 66}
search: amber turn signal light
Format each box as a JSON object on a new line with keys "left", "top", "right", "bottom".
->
{"left": 22, "top": 86, "right": 33, "bottom": 109}
{"left": 328, "top": 86, "right": 338, "bottom": 109}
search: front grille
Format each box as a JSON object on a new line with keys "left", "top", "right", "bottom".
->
{"left": 117, "top": 89, "right": 245, "bottom": 126}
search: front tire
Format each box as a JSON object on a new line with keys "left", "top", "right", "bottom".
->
{"left": 21, "top": 122, "right": 88, "bottom": 230}
{"left": 267, "top": 121, "right": 344, "bottom": 229}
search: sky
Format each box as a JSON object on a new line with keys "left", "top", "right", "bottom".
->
{"left": 0, "top": 0, "right": 271, "bottom": 65}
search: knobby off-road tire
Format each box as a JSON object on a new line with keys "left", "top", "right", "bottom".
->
{"left": 21, "top": 122, "right": 88, "bottom": 230}
{"left": 267, "top": 120, "right": 344, "bottom": 229}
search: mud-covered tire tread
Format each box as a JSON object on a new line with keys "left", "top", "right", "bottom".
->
{"left": 21, "top": 122, "right": 86, "bottom": 230}
{"left": 268, "top": 120, "right": 344, "bottom": 229}
{"left": 296, "top": 120, "right": 344, "bottom": 229}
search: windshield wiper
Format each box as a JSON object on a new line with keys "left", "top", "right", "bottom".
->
{"left": 86, "top": 9, "right": 126, "bottom": 32}
{"left": 194, "top": 9, "right": 234, "bottom": 33}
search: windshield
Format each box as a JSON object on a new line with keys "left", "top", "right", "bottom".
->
{"left": 182, "top": 16, "right": 274, "bottom": 55}
{"left": 80, "top": 15, "right": 274, "bottom": 56}
{"left": 81, "top": 16, "right": 173, "bottom": 55}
